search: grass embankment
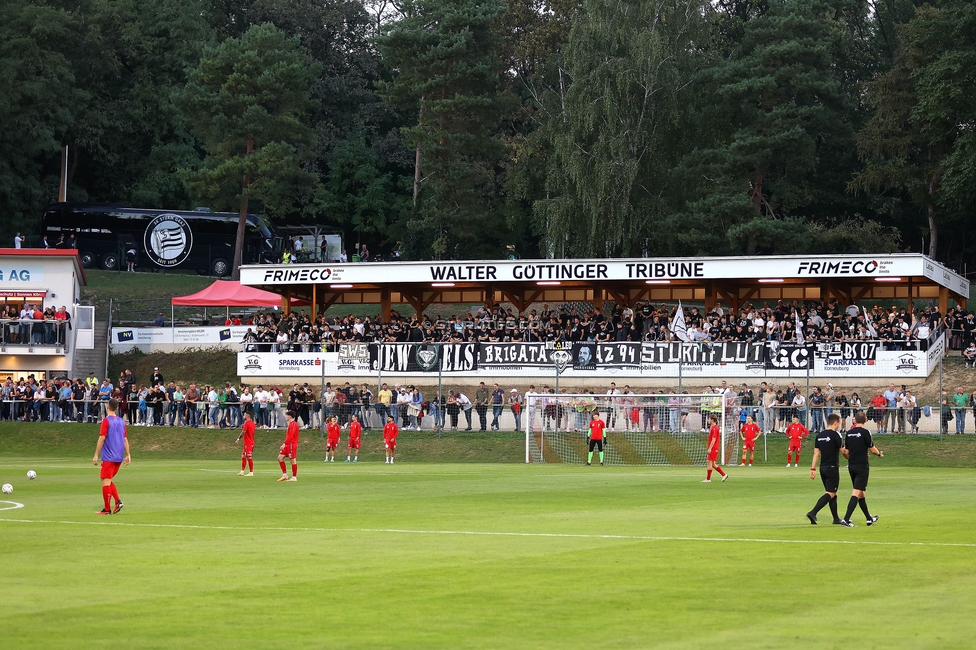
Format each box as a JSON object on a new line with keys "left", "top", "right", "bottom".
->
{"left": 82, "top": 269, "right": 213, "bottom": 317}
{"left": 109, "top": 348, "right": 238, "bottom": 388}
{"left": 0, "top": 422, "right": 525, "bottom": 463}
{"left": 3, "top": 422, "right": 975, "bottom": 466}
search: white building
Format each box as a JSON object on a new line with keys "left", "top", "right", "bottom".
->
{"left": 0, "top": 249, "right": 93, "bottom": 382}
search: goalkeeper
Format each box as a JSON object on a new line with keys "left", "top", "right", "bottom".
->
{"left": 586, "top": 411, "right": 607, "bottom": 466}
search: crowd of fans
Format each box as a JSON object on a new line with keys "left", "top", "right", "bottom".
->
{"left": 237, "top": 298, "right": 958, "bottom": 353}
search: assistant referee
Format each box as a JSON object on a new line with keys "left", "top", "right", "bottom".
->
{"left": 806, "top": 413, "right": 844, "bottom": 525}
{"left": 840, "top": 411, "right": 884, "bottom": 527}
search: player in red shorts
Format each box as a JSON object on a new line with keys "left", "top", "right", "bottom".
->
{"left": 346, "top": 414, "right": 362, "bottom": 463}
{"left": 383, "top": 415, "right": 399, "bottom": 464}
{"left": 325, "top": 415, "right": 341, "bottom": 463}
{"left": 277, "top": 410, "right": 300, "bottom": 481}
{"left": 703, "top": 414, "right": 728, "bottom": 483}
{"left": 92, "top": 397, "right": 131, "bottom": 514}
{"left": 236, "top": 411, "right": 255, "bottom": 476}
{"left": 785, "top": 415, "right": 809, "bottom": 467}
{"left": 739, "top": 415, "right": 760, "bottom": 466}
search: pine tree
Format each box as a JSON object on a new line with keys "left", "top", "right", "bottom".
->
{"left": 179, "top": 23, "right": 319, "bottom": 277}
{"left": 377, "top": 0, "right": 511, "bottom": 259}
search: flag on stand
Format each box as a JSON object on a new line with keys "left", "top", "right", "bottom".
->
{"left": 670, "top": 301, "right": 690, "bottom": 342}
{"left": 863, "top": 306, "right": 877, "bottom": 337}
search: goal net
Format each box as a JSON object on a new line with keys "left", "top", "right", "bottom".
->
{"left": 524, "top": 393, "right": 740, "bottom": 466}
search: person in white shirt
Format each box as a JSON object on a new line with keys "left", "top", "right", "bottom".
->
{"left": 605, "top": 382, "right": 621, "bottom": 431}
{"left": 268, "top": 388, "right": 281, "bottom": 427}
{"left": 254, "top": 387, "right": 270, "bottom": 428}
{"left": 457, "top": 391, "right": 473, "bottom": 430}
{"left": 524, "top": 385, "right": 539, "bottom": 431}
{"left": 396, "top": 387, "right": 413, "bottom": 428}
{"left": 207, "top": 387, "right": 219, "bottom": 427}
{"left": 275, "top": 330, "right": 290, "bottom": 352}
{"left": 14, "top": 233, "right": 22, "bottom": 248}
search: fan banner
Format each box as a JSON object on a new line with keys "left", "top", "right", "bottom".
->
{"left": 369, "top": 342, "right": 478, "bottom": 373}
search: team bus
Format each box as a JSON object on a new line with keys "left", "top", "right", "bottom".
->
{"left": 41, "top": 203, "right": 283, "bottom": 276}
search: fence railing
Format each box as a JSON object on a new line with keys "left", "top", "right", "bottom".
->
{"left": 2, "top": 397, "right": 971, "bottom": 438}
{"left": 0, "top": 320, "right": 71, "bottom": 350}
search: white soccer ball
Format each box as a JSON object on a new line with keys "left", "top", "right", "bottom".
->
{"left": 27, "top": 470, "right": 37, "bottom": 480}
{"left": 1, "top": 484, "right": 12, "bottom": 495}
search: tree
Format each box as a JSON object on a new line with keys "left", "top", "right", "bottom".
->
{"left": 686, "top": 0, "right": 855, "bottom": 255}
{"left": 531, "top": 0, "right": 712, "bottom": 257}
{"left": 179, "top": 22, "right": 319, "bottom": 277}
{"left": 0, "top": 0, "right": 87, "bottom": 244}
{"left": 377, "top": 0, "right": 512, "bottom": 259}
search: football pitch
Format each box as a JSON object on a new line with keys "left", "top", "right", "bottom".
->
{"left": 1, "top": 459, "right": 975, "bottom": 648}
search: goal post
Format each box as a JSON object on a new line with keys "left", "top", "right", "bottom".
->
{"left": 524, "top": 392, "right": 741, "bottom": 466}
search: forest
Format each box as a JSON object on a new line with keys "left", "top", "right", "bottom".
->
{"left": 1, "top": 0, "right": 974, "bottom": 270}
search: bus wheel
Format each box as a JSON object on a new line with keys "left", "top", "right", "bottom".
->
{"left": 80, "top": 252, "right": 95, "bottom": 269}
{"left": 211, "top": 258, "right": 230, "bottom": 277}
{"left": 102, "top": 252, "right": 119, "bottom": 270}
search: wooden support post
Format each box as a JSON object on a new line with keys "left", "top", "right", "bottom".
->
{"left": 939, "top": 286, "right": 948, "bottom": 317}
{"left": 381, "top": 286, "right": 391, "bottom": 322}
{"left": 704, "top": 281, "right": 715, "bottom": 312}
{"left": 283, "top": 288, "right": 291, "bottom": 315}
{"left": 906, "top": 278, "right": 914, "bottom": 317}
{"left": 593, "top": 282, "right": 603, "bottom": 315}
{"left": 311, "top": 283, "right": 317, "bottom": 319}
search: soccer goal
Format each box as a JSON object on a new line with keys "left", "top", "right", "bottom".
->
{"left": 524, "top": 393, "right": 740, "bottom": 466}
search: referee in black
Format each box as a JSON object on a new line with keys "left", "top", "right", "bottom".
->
{"left": 806, "top": 413, "right": 843, "bottom": 524}
{"left": 840, "top": 411, "right": 884, "bottom": 527}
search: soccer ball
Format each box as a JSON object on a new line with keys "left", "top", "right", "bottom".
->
{"left": 1, "top": 484, "right": 12, "bottom": 495}
{"left": 27, "top": 470, "right": 36, "bottom": 480}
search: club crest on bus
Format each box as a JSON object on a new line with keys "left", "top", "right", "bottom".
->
{"left": 144, "top": 213, "right": 193, "bottom": 267}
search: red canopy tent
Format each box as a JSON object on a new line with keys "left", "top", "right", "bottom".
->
{"left": 172, "top": 280, "right": 308, "bottom": 307}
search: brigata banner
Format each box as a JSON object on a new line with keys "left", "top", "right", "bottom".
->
{"left": 814, "top": 341, "right": 880, "bottom": 361}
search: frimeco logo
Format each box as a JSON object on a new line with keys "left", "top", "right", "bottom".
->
{"left": 796, "top": 260, "right": 878, "bottom": 275}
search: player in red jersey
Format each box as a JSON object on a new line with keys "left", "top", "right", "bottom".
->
{"left": 703, "top": 414, "right": 728, "bottom": 483}
{"left": 92, "top": 398, "right": 131, "bottom": 514}
{"left": 236, "top": 411, "right": 256, "bottom": 476}
{"left": 325, "top": 416, "right": 341, "bottom": 463}
{"left": 785, "top": 415, "right": 809, "bottom": 467}
{"left": 586, "top": 411, "right": 606, "bottom": 466}
{"left": 277, "top": 410, "right": 300, "bottom": 481}
{"left": 383, "top": 415, "right": 399, "bottom": 464}
{"left": 346, "top": 414, "right": 362, "bottom": 462}
{"left": 739, "top": 415, "right": 760, "bottom": 466}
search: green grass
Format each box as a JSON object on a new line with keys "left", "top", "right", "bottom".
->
{"left": 109, "top": 348, "right": 239, "bottom": 389}
{"left": 82, "top": 269, "right": 214, "bottom": 318}
{"left": 2, "top": 426, "right": 976, "bottom": 648}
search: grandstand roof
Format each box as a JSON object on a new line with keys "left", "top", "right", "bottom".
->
{"left": 239, "top": 253, "right": 969, "bottom": 319}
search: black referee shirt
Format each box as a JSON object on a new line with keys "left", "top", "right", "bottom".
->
{"left": 815, "top": 429, "right": 843, "bottom": 467}
{"left": 844, "top": 426, "right": 874, "bottom": 466}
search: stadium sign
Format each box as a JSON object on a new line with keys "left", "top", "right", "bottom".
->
{"left": 240, "top": 254, "right": 968, "bottom": 294}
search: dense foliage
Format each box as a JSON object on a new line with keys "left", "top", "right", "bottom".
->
{"left": 2, "top": 0, "right": 973, "bottom": 270}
